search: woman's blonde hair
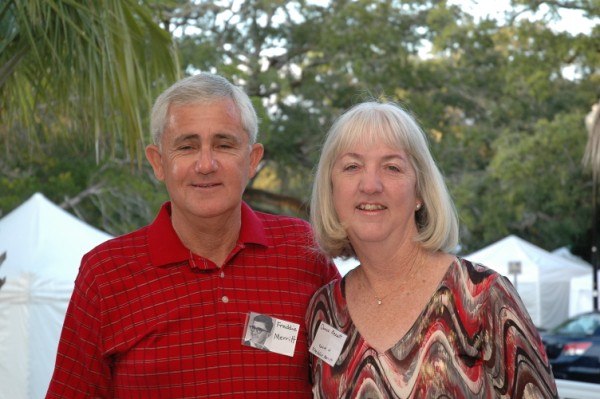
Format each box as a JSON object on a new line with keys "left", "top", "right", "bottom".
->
{"left": 310, "top": 101, "right": 459, "bottom": 258}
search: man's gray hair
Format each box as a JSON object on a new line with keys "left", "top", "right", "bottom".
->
{"left": 150, "top": 73, "right": 259, "bottom": 145}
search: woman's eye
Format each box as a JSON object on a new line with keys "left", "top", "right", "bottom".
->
{"left": 343, "top": 164, "right": 359, "bottom": 171}
{"left": 385, "top": 164, "right": 401, "bottom": 172}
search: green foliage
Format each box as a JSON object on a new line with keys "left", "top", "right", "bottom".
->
{"left": 0, "top": 0, "right": 179, "bottom": 161}
{"left": 1, "top": 0, "right": 599, "bottom": 259}
{"left": 487, "top": 112, "right": 590, "bottom": 247}
{"left": 82, "top": 162, "right": 168, "bottom": 236}
{"left": 0, "top": 133, "right": 94, "bottom": 215}
{"left": 0, "top": 132, "right": 167, "bottom": 235}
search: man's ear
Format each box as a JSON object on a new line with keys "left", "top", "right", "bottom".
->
{"left": 145, "top": 144, "right": 165, "bottom": 181}
{"left": 248, "top": 143, "right": 264, "bottom": 178}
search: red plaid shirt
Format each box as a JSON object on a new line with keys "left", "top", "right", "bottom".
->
{"left": 46, "top": 202, "right": 339, "bottom": 398}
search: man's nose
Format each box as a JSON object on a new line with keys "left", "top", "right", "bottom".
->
{"left": 194, "top": 149, "right": 218, "bottom": 174}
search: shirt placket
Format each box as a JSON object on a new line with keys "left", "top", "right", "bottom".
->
{"left": 217, "top": 243, "right": 245, "bottom": 317}
{"left": 188, "top": 244, "right": 245, "bottom": 318}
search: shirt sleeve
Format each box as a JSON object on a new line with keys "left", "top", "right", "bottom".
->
{"left": 484, "top": 273, "right": 558, "bottom": 398}
{"left": 46, "top": 256, "right": 112, "bottom": 398}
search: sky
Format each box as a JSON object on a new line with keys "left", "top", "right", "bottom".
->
{"left": 446, "top": 0, "right": 597, "bottom": 80}
{"left": 449, "top": 0, "right": 597, "bottom": 34}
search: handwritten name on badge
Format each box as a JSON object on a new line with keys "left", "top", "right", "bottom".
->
{"left": 269, "top": 319, "right": 300, "bottom": 357}
{"left": 309, "top": 321, "right": 347, "bottom": 366}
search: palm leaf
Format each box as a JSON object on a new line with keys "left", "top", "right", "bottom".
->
{"left": 0, "top": 0, "right": 180, "bottom": 162}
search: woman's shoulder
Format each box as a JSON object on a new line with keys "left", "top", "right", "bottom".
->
{"left": 306, "top": 278, "right": 344, "bottom": 322}
{"left": 310, "top": 278, "right": 341, "bottom": 304}
{"left": 455, "top": 256, "right": 501, "bottom": 281}
{"left": 438, "top": 257, "right": 508, "bottom": 300}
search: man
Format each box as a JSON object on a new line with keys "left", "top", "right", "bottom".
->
{"left": 46, "top": 73, "right": 339, "bottom": 398}
{"left": 244, "top": 314, "right": 274, "bottom": 350}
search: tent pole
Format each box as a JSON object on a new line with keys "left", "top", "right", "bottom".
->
{"left": 592, "top": 177, "right": 599, "bottom": 311}
{"left": 583, "top": 100, "right": 600, "bottom": 311}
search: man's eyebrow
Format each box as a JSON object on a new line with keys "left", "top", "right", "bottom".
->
{"left": 214, "top": 132, "right": 243, "bottom": 143}
{"left": 172, "top": 134, "right": 200, "bottom": 145}
{"left": 171, "top": 132, "right": 244, "bottom": 145}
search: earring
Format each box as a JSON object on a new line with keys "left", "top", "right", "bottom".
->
{"left": 415, "top": 203, "right": 422, "bottom": 211}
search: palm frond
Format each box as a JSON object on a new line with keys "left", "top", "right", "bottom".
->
{"left": 0, "top": 0, "right": 180, "bottom": 162}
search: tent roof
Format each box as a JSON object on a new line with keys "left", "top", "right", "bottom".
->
{"left": 0, "top": 192, "right": 112, "bottom": 283}
{"left": 0, "top": 193, "right": 112, "bottom": 399}
{"left": 552, "top": 247, "right": 592, "bottom": 267}
{"left": 465, "top": 235, "right": 594, "bottom": 329}
{"left": 465, "top": 235, "right": 591, "bottom": 282}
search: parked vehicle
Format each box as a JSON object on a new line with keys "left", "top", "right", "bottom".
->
{"left": 541, "top": 311, "right": 600, "bottom": 384}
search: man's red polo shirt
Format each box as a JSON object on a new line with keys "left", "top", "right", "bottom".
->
{"left": 46, "top": 202, "right": 339, "bottom": 398}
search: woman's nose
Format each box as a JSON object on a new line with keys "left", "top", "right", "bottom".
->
{"left": 359, "top": 170, "right": 383, "bottom": 194}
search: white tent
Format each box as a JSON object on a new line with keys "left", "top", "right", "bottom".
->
{"left": 568, "top": 271, "right": 600, "bottom": 317}
{"left": 465, "top": 235, "right": 592, "bottom": 330}
{"left": 333, "top": 257, "right": 359, "bottom": 276}
{"left": 0, "top": 193, "right": 112, "bottom": 399}
{"left": 553, "top": 247, "right": 599, "bottom": 317}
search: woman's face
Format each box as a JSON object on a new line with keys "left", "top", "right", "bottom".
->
{"left": 331, "top": 136, "right": 420, "bottom": 247}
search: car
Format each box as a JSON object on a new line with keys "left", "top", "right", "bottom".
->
{"left": 541, "top": 311, "right": 600, "bottom": 383}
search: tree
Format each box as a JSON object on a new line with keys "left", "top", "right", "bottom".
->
{"left": 168, "top": 0, "right": 472, "bottom": 205}
{"left": 1, "top": 0, "right": 599, "bottom": 257}
{"left": 0, "top": 0, "right": 180, "bottom": 164}
{"left": 0, "top": 0, "right": 179, "bottom": 231}
{"left": 422, "top": 0, "right": 599, "bottom": 255}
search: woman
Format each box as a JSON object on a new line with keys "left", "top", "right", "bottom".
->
{"left": 306, "top": 101, "right": 558, "bottom": 398}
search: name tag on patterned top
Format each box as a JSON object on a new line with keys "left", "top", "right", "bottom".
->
{"left": 309, "top": 321, "right": 347, "bottom": 366}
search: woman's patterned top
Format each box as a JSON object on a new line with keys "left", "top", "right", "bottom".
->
{"left": 306, "top": 257, "right": 558, "bottom": 398}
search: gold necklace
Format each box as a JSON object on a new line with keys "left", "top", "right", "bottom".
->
{"left": 355, "top": 267, "right": 395, "bottom": 305}
{"left": 357, "top": 253, "right": 421, "bottom": 306}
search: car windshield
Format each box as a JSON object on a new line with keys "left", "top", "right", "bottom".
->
{"left": 553, "top": 313, "right": 600, "bottom": 336}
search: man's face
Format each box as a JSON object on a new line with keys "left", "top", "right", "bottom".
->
{"left": 250, "top": 321, "right": 270, "bottom": 345}
{"left": 145, "top": 99, "right": 264, "bottom": 223}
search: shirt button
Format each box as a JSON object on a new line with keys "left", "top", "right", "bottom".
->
{"left": 220, "top": 271, "right": 225, "bottom": 278}
{"left": 221, "top": 296, "right": 229, "bottom": 303}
